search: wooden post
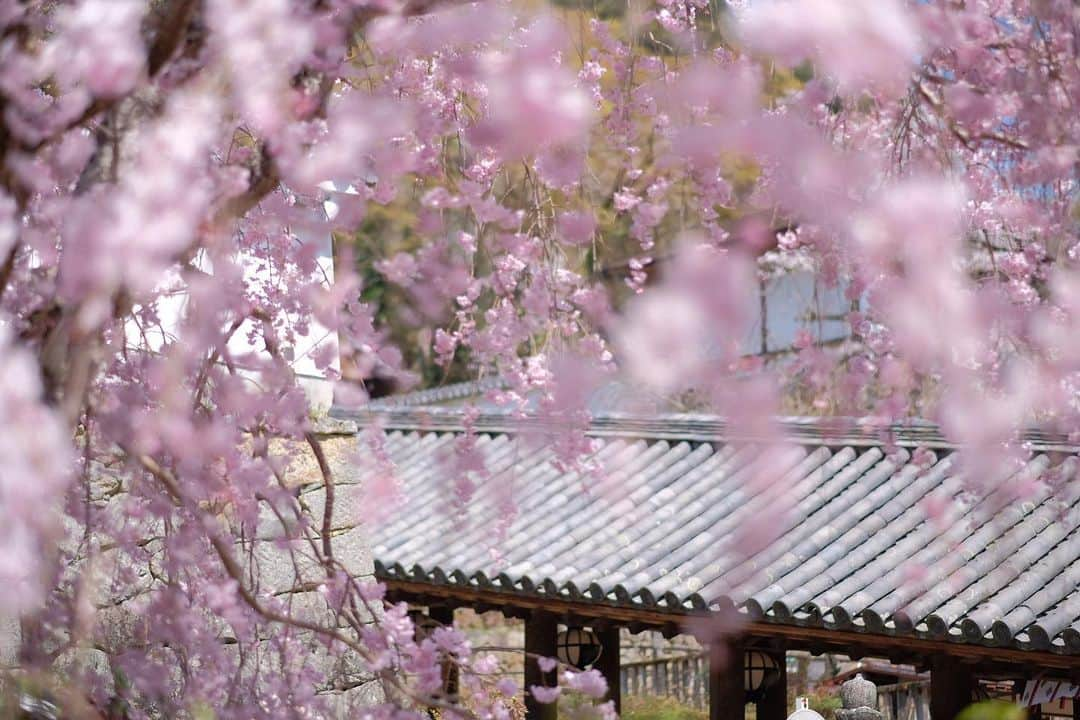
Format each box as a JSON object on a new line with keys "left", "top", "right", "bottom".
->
{"left": 428, "top": 606, "right": 458, "bottom": 700}
{"left": 757, "top": 651, "right": 787, "bottom": 720}
{"left": 524, "top": 611, "right": 558, "bottom": 720}
{"left": 930, "top": 656, "right": 974, "bottom": 720}
{"left": 595, "top": 627, "right": 621, "bottom": 713}
{"left": 710, "top": 638, "right": 744, "bottom": 720}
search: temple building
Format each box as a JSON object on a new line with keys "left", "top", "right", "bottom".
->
{"left": 334, "top": 389, "right": 1080, "bottom": 720}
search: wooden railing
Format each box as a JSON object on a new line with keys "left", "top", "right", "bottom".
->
{"left": 620, "top": 655, "right": 931, "bottom": 720}
{"left": 876, "top": 681, "right": 930, "bottom": 720}
{"left": 620, "top": 653, "right": 710, "bottom": 711}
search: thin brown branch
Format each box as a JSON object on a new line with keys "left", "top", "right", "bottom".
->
{"left": 134, "top": 449, "right": 489, "bottom": 718}
{"left": 135, "top": 453, "right": 361, "bottom": 649}
{"left": 9, "top": 0, "right": 198, "bottom": 158}
{"left": 305, "top": 431, "right": 337, "bottom": 569}
{"left": 0, "top": 242, "right": 17, "bottom": 304}
{"left": 148, "top": 0, "right": 200, "bottom": 76}
{"left": 212, "top": 145, "right": 281, "bottom": 225}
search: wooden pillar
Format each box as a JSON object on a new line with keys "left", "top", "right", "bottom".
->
{"left": 756, "top": 651, "right": 787, "bottom": 720}
{"left": 524, "top": 611, "right": 558, "bottom": 720}
{"left": 428, "top": 607, "right": 458, "bottom": 699}
{"left": 594, "top": 627, "right": 621, "bottom": 713}
{"left": 930, "top": 656, "right": 974, "bottom": 720}
{"left": 709, "top": 638, "right": 745, "bottom": 720}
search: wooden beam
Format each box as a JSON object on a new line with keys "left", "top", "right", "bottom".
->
{"left": 524, "top": 611, "right": 558, "bottom": 720}
{"left": 757, "top": 650, "right": 787, "bottom": 720}
{"left": 428, "top": 606, "right": 459, "bottom": 700}
{"left": 930, "top": 655, "right": 974, "bottom": 720}
{"left": 710, "top": 638, "right": 745, "bottom": 720}
{"left": 594, "top": 627, "right": 621, "bottom": 713}
{"left": 382, "top": 579, "right": 1080, "bottom": 672}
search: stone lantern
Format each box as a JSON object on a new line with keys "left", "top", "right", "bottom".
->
{"left": 835, "top": 674, "right": 883, "bottom": 720}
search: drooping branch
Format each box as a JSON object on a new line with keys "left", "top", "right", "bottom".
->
{"left": 305, "top": 431, "right": 337, "bottom": 569}
{"left": 147, "top": 0, "right": 200, "bottom": 77}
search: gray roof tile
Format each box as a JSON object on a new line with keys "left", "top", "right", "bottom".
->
{"left": 359, "top": 416, "right": 1080, "bottom": 654}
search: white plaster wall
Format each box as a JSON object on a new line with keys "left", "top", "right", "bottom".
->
{"left": 128, "top": 191, "right": 344, "bottom": 413}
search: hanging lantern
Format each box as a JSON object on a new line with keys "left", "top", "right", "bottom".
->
{"left": 744, "top": 649, "right": 782, "bottom": 702}
{"left": 556, "top": 627, "right": 603, "bottom": 669}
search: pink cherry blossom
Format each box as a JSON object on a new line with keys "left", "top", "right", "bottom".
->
{"left": 741, "top": 0, "right": 922, "bottom": 91}
{"left": 530, "top": 685, "right": 562, "bottom": 704}
{"left": 2, "top": 0, "right": 1080, "bottom": 716}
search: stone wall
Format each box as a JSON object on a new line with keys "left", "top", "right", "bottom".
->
{"left": 277, "top": 420, "right": 382, "bottom": 714}
{"left": 0, "top": 420, "right": 381, "bottom": 717}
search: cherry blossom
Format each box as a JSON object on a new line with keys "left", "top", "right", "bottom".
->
{"left": 1, "top": 0, "right": 1080, "bottom": 716}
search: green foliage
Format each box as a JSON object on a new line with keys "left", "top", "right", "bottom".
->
{"left": 1, "top": 672, "right": 61, "bottom": 719}
{"left": 549, "top": 0, "right": 625, "bottom": 20}
{"left": 956, "top": 701, "right": 1028, "bottom": 720}
{"left": 792, "top": 60, "right": 815, "bottom": 84}
{"left": 344, "top": 203, "right": 475, "bottom": 390}
{"left": 191, "top": 701, "right": 219, "bottom": 720}
{"left": 800, "top": 687, "right": 843, "bottom": 718}
{"left": 342, "top": 0, "right": 814, "bottom": 392}
{"left": 763, "top": 65, "right": 806, "bottom": 101}
{"left": 619, "top": 695, "right": 708, "bottom": 720}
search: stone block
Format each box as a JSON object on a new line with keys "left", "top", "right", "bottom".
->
{"left": 250, "top": 536, "right": 326, "bottom": 596}
{"left": 51, "top": 646, "right": 114, "bottom": 698}
{"left": 94, "top": 605, "right": 150, "bottom": 655}
{"left": 0, "top": 614, "right": 19, "bottom": 669}
{"left": 321, "top": 680, "right": 384, "bottom": 717}
{"left": 298, "top": 484, "right": 367, "bottom": 534}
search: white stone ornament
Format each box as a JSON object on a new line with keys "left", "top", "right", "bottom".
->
{"left": 786, "top": 697, "right": 825, "bottom": 720}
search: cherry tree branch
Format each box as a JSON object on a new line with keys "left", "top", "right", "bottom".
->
{"left": 305, "top": 431, "right": 338, "bottom": 569}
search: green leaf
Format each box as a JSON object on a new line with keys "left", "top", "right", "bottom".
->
{"left": 191, "top": 700, "right": 218, "bottom": 720}
{"left": 956, "top": 700, "right": 1028, "bottom": 720}
{"left": 793, "top": 60, "right": 814, "bottom": 83}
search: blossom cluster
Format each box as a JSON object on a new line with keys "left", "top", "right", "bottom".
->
{"left": 0, "top": 0, "right": 1079, "bottom": 717}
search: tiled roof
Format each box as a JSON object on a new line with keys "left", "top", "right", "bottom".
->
{"left": 366, "top": 378, "right": 506, "bottom": 409}
{"left": 365, "top": 377, "right": 681, "bottom": 415}
{"left": 351, "top": 410, "right": 1080, "bottom": 655}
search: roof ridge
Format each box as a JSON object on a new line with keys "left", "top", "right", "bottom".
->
{"left": 366, "top": 377, "right": 505, "bottom": 409}
{"left": 332, "top": 405, "right": 1080, "bottom": 452}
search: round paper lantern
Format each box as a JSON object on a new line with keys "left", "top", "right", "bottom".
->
{"left": 556, "top": 626, "right": 603, "bottom": 669}
{"left": 744, "top": 649, "right": 782, "bottom": 702}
